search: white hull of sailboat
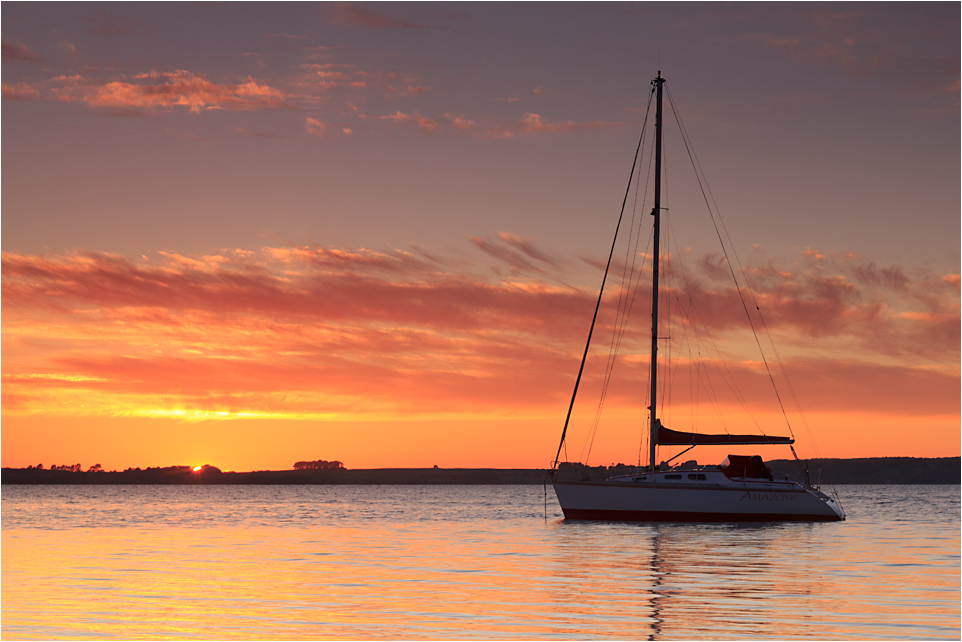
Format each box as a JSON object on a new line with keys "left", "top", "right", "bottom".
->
{"left": 553, "top": 478, "right": 845, "bottom": 522}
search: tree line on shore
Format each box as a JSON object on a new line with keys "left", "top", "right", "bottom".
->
{"left": 13, "top": 460, "right": 344, "bottom": 473}
{"left": 293, "top": 459, "right": 344, "bottom": 470}
{"left": 24, "top": 463, "right": 103, "bottom": 472}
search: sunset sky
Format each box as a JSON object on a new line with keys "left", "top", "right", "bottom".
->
{"left": 2, "top": 3, "right": 959, "bottom": 471}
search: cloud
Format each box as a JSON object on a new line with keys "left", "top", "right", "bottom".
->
{"left": 306, "top": 117, "right": 326, "bottom": 137}
{"left": 520, "top": 113, "right": 623, "bottom": 133}
{"left": 302, "top": 63, "right": 408, "bottom": 96}
{"left": 484, "top": 127, "right": 515, "bottom": 139}
{"left": 415, "top": 115, "right": 436, "bottom": 132}
{"left": 450, "top": 115, "right": 475, "bottom": 130}
{"left": 682, "top": 249, "right": 962, "bottom": 363}
{"left": 2, "top": 83, "right": 40, "bottom": 101}
{"left": 468, "top": 233, "right": 567, "bottom": 276}
{"left": 381, "top": 111, "right": 411, "bottom": 124}
{"left": 50, "top": 70, "right": 288, "bottom": 113}
{"left": 495, "top": 232, "right": 561, "bottom": 269}
{"left": 2, "top": 39, "right": 38, "bottom": 62}
{"left": 1, "top": 245, "right": 596, "bottom": 417}
{"left": 2, "top": 244, "right": 956, "bottom": 421}
{"left": 380, "top": 110, "right": 437, "bottom": 132}
{"left": 741, "top": 7, "right": 960, "bottom": 95}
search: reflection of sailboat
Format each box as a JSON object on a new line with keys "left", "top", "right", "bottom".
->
{"left": 551, "top": 72, "right": 845, "bottom": 522}
{"left": 646, "top": 528, "right": 665, "bottom": 641}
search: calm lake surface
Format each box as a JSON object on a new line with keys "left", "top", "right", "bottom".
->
{"left": 2, "top": 484, "right": 959, "bottom": 640}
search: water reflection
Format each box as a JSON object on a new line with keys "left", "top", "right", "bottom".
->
{"left": 647, "top": 527, "right": 664, "bottom": 641}
{"left": 2, "top": 485, "right": 959, "bottom": 640}
{"left": 550, "top": 522, "right": 830, "bottom": 639}
{"left": 547, "top": 495, "right": 957, "bottom": 640}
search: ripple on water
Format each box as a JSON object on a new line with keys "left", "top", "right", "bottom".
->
{"left": 2, "top": 484, "right": 959, "bottom": 640}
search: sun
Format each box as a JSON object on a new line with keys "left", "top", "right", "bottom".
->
{"left": 192, "top": 465, "right": 202, "bottom": 472}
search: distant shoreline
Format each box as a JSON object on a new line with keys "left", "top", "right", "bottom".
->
{"left": 2, "top": 457, "right": 959, "bottom": 485}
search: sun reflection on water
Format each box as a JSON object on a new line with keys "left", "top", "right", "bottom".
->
{"left": 2, "top": 485, "right": 958, "bottom": 640}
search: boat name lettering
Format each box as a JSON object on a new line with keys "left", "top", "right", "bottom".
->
{"left": 740, "top": 491, "right": 798, "bottom": 502}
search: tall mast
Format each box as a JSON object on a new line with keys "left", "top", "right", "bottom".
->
{"left": 649, "top": 72, "right": 665, "bottom": 472}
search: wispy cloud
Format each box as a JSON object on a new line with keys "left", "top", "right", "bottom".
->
{"left": 520, "top": 113, "right": 623, "bottom": 133}
{"left": 305, "top": 117, "right": 326, "bottom": 137}
{"left": 469, "top": 232, "right": 561, "bottom": 275}
{"left": 2, "top": 39, "right": 39, "bottom": 62}
{"left": 2, "top": 243, "right": 956, "bottom": 421}
{"left": 380, "top": 110, "right": 437, "bottom": 132}
{"left": 742, "top": 7, "right": 960, "bottom": 95}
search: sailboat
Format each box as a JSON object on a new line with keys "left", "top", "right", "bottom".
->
{"left": 551, "top": 73, "right": 845, "bottom": 522}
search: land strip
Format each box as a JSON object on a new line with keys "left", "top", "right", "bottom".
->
{"left": 2, "top": 457, "right": 958, "bottom": 485}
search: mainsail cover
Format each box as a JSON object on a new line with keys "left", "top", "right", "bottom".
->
{"left": 658, "top": 424, "right": 793, "bottom": 446}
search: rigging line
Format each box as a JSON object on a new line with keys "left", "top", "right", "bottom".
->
{"left": 766, "top": 332, "right": 821, "bottom": 456}
{"left": 581, "top": 216, "right": 641, "bottom": 462}
{"left": 685, "top": 300, "right": 763, "bottom": 430}
{"left": 581, "top": 94, "right": 656, "bottom": 465}
{"left": 609, "top": 181, "right": 655, "bottom": 464}
{"left": 676, "top": 95, "right": 816, "bottom": 451}
{"left": 630, "top": 225, "right": 655, "bottom": 468}
{"left": 665, "top": 85, "right": 794, "bottom": 439}
{"left": 666, "top": 229, "right": 763, "bottom": 434}
{"left": 614, "top": 129, "right": 656, "bottom": 350}
{"left": 671, "top": 300, "right": 734, "bottom": 432}
{"left": 668, "top": 96, "right": 803, "bottom": 443}
{"left": 663, "top": 212, "right": 673, "bottom": 427}
{"left": 659, "top": 127, "right": 672, "bottom": 422}
{"left": 674, "top": 302, "right": 758, "bottom": 435}
{"left": 608, "top": 136, "right": 657, "bottom": 362}
{"left": 664, "top": 218, "right": 704, "bottom": 435}
{"left": 584, "top": 114, "right": 649, "bottom": 456}
{"left": 633, "top": 226, "right": 656, "bottom": 467}
{"left": 664, "top": 85, "right": 795, "bottom": 442}
{"left": 552, "top": 84, "right": 655, "bottom": 469}
{"left": 664, "top": 224, "right": 763, "bottom": 432}
{"left": 582, "top": 108, "right": 658, "bottom": 465}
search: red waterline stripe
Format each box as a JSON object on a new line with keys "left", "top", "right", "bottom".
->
{"left": 561, "top": 508, "right": 841, "bottom": 523}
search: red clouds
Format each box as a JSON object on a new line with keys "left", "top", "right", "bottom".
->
{"left": 1, "top": 245, "right": 594, "bottom": 418}
{"left": 1, "top": 83, "right": 40, "bottom": 101}
{"left": 2, "top": 243, "right": 958, "bottom": 424}
{"left": 52, "top": 71, "right": 288, "bottom": 114}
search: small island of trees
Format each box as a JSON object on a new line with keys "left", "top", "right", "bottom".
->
{"left": 293, "top": 459, "right": 344, "bottom": 470}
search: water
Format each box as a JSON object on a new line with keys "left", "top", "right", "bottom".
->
{"left": 2, "top": 485, "right": 958, "bottom": 640}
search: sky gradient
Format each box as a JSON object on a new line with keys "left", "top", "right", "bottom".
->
{"left": 2, "top": 3, "right": 959, "bottom": 471}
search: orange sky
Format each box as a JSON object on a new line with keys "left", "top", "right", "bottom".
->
{"left": 2, "top": 243, "right": 958, "bottom": 470}
{"left": 2, "top": 5, "right": 959, "bottom": 471}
